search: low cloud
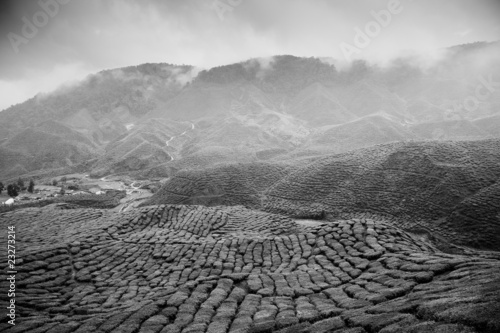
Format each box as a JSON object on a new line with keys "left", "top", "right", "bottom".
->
{"left": 243, "top": 56, "right": 276, "bottom": 79}
{"left": 1, "top": 0, "right": 499, "bottom": 110}
{"left": 165, "top": 66, "right": 203, "bottom": 86}
{"left": 0, "top": 62, "right": 94, "bottom": 110}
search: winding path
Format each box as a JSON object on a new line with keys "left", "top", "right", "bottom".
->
{"left": 165, "top": 121, "right": 196, "bottom": 162}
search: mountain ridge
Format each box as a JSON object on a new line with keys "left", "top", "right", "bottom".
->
{"left": 1, "top": 41, "right": 499, "bottom": 180}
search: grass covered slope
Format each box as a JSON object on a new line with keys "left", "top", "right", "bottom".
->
{"left": 1, "top": 204, "right": 499, "bottom": 333}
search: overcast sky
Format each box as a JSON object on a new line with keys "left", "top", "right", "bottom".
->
{"left": 0, "top": 0, "right": 499, "bottom": 111}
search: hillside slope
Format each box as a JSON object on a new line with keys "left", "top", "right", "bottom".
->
{"left": 1, "top": 42, "right": 500, "bottom": 180}
{"left": 0, "top": 63, "right": 195, "bottom": 179}
{"left": 146, "top": 139, "right": 500, "bottom": 250}
{"left": 1, "top": 204, "right": 499, "bottom": 333}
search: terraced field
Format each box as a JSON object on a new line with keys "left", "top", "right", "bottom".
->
{"left": 146, "top": 139, "right": 500, "bottom": 251}
{"left": 1, "top": 204, "right": 500, "bottom": 333}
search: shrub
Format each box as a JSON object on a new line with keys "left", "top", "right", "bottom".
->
{"left": 28, "top": 180, "right": 35, "bottom": 193}
{"left": 17, "top": 177, "right": 25, "bottom": 190}
{"left": 7, "top": 184, "right": 20, "bottom": 197}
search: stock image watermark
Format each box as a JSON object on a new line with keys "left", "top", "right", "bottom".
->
{"left": 6, "top": 226, "right": 16, "bottom": 326}
{"left": 446, "top": 74, "right": 499, "bottom": 117}
{"left": 7, "top": 0, "right": 71, "bottom": 54}
{"left": 212, "top": 0, "right": 243, "bottom": 21}
{"left": 339, "top": 0, "right": 406, "bottom": 60}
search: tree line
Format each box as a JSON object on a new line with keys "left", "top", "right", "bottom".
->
{"left": 0, "top": 178, "right": 35, "bottom": 198}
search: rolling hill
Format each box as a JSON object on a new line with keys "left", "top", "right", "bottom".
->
{"left": 145, "top": 138, "right": 500, "bottom": 251}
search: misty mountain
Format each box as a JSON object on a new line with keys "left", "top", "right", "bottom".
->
{"left": 0, "top": 42, "right": 499, "bottom": 180}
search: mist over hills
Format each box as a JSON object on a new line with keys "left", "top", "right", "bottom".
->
{"left": 0, "top": 41, "right": 499, "bottom": 180}
{"left": 3, "top": 38, "right": 500, "bottom": 333}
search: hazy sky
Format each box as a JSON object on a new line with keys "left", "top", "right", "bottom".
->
{"left": 0, "top": 0, "right": 499, "bottom": 111}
